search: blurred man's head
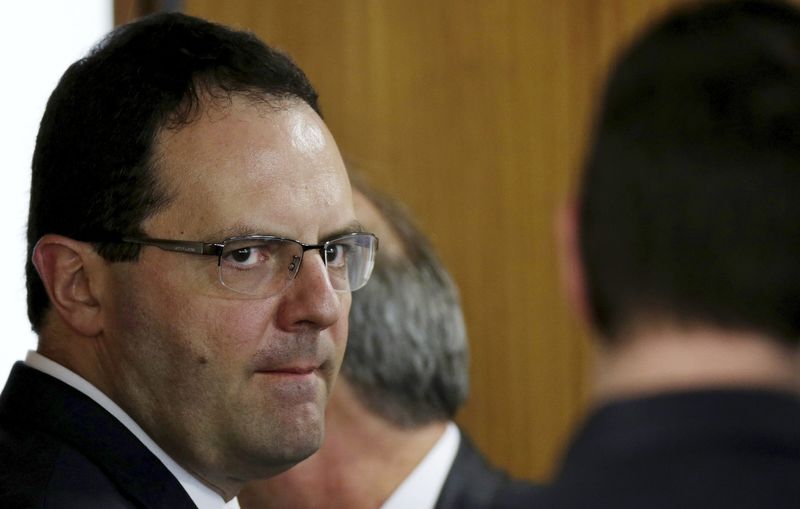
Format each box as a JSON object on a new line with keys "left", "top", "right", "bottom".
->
{"left": 575, "top": 0, "right": 800, "bottom": 346}
{"left": 344, "top": 177, "right": 469, "bottom": 427}
{"left": 543, "top": 5, "right": 800, "bottom": 507}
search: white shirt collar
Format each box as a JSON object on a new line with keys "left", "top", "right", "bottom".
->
{"left": 380, "top": 421, "right": 461, "bottom": 509}
{"left": 25, "top": 350, "right": 228, "bottom": 509}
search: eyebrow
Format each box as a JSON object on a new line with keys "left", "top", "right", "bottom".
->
{"left": 322, "top": 221, "right": 365, "bottom": 241}
{"left": 203, "top": 220, "right": 365, "bottom": 243}
{"left": 202, "top": 223, "right": 260, "bottom": 241}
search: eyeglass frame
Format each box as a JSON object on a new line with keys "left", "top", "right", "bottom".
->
{"left": 110, "top": 231, "right": 378, "bottom": 295}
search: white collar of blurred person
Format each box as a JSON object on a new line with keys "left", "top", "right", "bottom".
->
{"left": 380, "top": 422, "right": 460, "bottom": 509}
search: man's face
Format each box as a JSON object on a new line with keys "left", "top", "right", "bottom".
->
{"left": 99, "top": 96, "right": 354, "bottom": 492}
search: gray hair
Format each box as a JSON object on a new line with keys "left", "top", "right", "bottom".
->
{"left": 343, "top": 179, "right": 469, "bottom": 428}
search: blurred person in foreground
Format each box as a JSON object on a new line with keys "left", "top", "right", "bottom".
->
{"left": 0, "top": 12, "right": 377, "bottom": 508}
{"left": 238, "top": 177, "right": 540, "bottom": 509}
{"left": 503, "top": 1, "right": 800, "bottom": 508}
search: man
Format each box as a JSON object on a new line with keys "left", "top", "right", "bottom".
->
{"left": 238, "top": 177, "right": 539, "bottom": 509}
{"left": 509, "top": 1, "right": 800, "bottom": 507}
{"left": 0, "top": 12, "right": 377, "bottom": 508}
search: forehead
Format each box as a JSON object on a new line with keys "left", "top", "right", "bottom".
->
{"left": 148, "top": 95, "right": 354, "bottom": 241}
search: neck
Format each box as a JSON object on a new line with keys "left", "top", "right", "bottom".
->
{"left": 238, "top": 380, "right": 448, "bottom": 509}
{"left": 592, "top": 324, "right": 800, "bottom": 404}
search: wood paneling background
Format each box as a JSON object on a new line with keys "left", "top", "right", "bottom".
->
{"left": 185, "top": 0, "right": 694, "bottom": 480}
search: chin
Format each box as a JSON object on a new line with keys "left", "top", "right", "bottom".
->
{"left": 285, "top": 418, "right": 325, "bottom": 460}
{"left": 250, "top": 435, "right": 323, "bottom": 480}
{"left": 230, "top": 398, "right": 326, "bottom": 476}
{"left": 270, "top": 407, "right": 325, "bottom": 463}
{"left": 225, "top": 433, "right": 321, "bottom": 484}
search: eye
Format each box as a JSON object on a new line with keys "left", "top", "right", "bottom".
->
{"left": 231, "top": 247, "right": 259, "bottom": 266}
{"left": 324, "top": 243, "right": 348, "bottom": 268}
{"left": 222, "top": 244, "right": 272, "bottom": 269}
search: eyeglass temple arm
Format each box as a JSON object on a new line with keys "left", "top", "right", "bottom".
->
{"left": 121, "top": 237, "right": 223, "bottom": 256}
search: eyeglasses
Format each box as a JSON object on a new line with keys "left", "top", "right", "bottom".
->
{"left": 117, "top": 232, "right": 378, "bottom": 298}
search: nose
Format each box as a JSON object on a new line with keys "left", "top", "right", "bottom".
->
{"left": 275, "top": 250, "right": 346, "bottom": 332}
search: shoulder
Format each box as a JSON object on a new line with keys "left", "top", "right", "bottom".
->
{"left": 489, "top": 480, "right": 543, "bottom": 509}
{"left": 436, "top": 431, "right": 542, "bottom": 509}
{"left": 0, "top": 363, "right": 194, "bottom": 508}
{"left": 539, "top": 390, "right": 800, "bottom": 508}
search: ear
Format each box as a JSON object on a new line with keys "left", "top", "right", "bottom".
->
{"left": 31, "top": 234, "right": 105, "bottom": 337}
{"left": 555, "top": 200, "right": 592, "bottom": 327}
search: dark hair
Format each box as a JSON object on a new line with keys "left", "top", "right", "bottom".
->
{"left": 27, "top": 12, "right": 320, "bottom": 331}
{"left": 344, "top": 174, "right": 469, "bottom": 427}
{"left": 579, "top": 0, "right": 800, "bottom": 343}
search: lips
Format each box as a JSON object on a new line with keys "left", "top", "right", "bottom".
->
{"left": 254, "top": 362, "right": 325, "bottom": 402}
{"left": 251, "top": 336, "right": 336, "bottom": 379}
{"left": 253, "top": 358, "right": 326, "bottom": 377}
{"left": 261, "top": 366, "right": 318, "bottom": 375}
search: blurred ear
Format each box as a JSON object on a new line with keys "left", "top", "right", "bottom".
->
{"left": 31, "top": 234, "right": 104, "bottom": 337}
{"left": 556, "top": 200, "right": 591, "bottom": 327}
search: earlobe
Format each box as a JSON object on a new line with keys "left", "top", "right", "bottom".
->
{"left": 32, "top": 235, "right": 104, "bottom": 337}
{"left": 556, "top": 200, "right": 592, "bottom": 327}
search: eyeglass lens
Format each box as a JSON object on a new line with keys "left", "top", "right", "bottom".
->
{"left": 218, "top": 234, "right": 376, "bottom": 297}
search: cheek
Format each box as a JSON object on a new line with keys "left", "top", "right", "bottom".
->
{"left": 197, "top": 299, "right": 280, "bottom": 365}
{"left": 114, "top": 260, "right": 277, "bottom": 364}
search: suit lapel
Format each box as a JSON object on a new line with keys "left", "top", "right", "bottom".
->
{"left": 434, "top": 431, "right": 508, "bottom": 509}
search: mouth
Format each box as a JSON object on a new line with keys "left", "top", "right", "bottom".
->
{"left": 253, "top": 363, "right": 326, "bottom": 403}
{"left": 251, "top": 340, "right": 334, "bottom": 382}
{"left": 254, "top": 362, "right": 325, "bottom": 378}
{"left": 250, "top": 357, "right": 332, "bottom": 405}
{"left": 261, "top": 366, "right": 317, "bottom": 376}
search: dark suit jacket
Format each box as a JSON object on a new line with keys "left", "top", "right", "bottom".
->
{"left": 0, "top": 362, "right": 197, "bottom": 508}
{"left": 434, "top": 431, "right": 541, "bottom": 509}
{"left": 528, "top": 389, "right": 800, "bottom": 509}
